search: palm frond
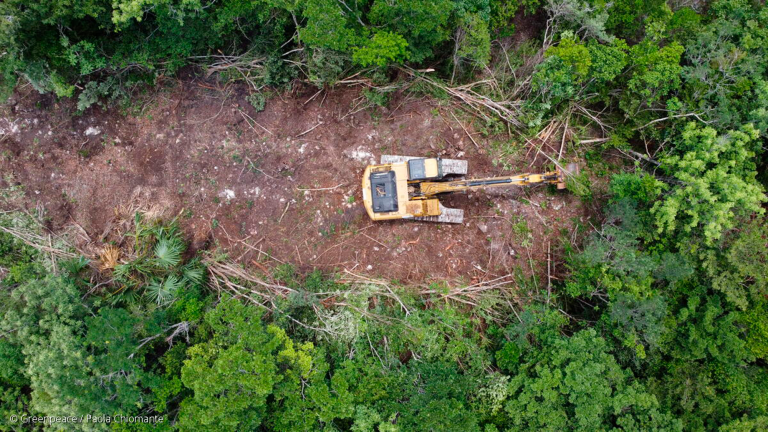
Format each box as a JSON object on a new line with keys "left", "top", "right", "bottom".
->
{"left": 150, "top": 221, "right": 182, "bottom": 243}
{"left": 113, "top": 258, "right": 156, "bottom": 286}
{"left": 107, "top": 287, "right": 140, "bottom": 307}
{"left": 154, "top": 238, "right": 183, "bottom": 268}
{"left": 61, "top": 256, "right": 90, "bottom": 276}
{"left": 146, "top": 275, "right": 183, "bottom": 306}
{"left": 99, "top": 245, "right": 120, "bottom": 271}
{"left": 181, "top": 262, "right": 206, "bottom": 287}
{"left": 113, "top": 263, "right": 133, "bottom": 284}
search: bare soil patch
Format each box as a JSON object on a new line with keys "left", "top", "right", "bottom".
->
{"left": 0, "top": 77, "right": 586, "bottom": 283}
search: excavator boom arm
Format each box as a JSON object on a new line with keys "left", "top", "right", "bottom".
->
{"left": 418, "top": 172, "right": 560, "bottom": 197}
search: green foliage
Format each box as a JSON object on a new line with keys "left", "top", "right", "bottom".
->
{"left": 152, "top": 343, "right": 187, "bottom": 414}
{"left": 651, "top": 123, "right": 766, "bottom": 246}
{"left": 681, "top": 0, "right": 768, "bottom": 133}
{"left": 2, "top": 1, "right": 768, "bottom": 430}
{"left": 64, "top": 40, "right": 107, "bottom": 75}
{"left": 650, "top": 359, "right": 768, "bottom": 430}
{"left": 548, "top": 0, "right": 613, "bottom": 42}
{"left": 385, "top": 363, "right": 481, "bottom": 431}
{"left": 246, "top": 91, "right": 266, "bottom": 112}
{"left": 667, "top": 291, "right": 749, "bottom": 365}
{"left": 505, "top": 304, "right": 568, "bottom": 349}
{"left": 495, "top": 342, "right": 521, "bottom": 372}
{"left": 741, "top": 299, "right": 768, "bottom": 360}
{"left": 0, "top": 275, "right": 155, "bottom": 421}
{"left": 0, "top": 231, "right": 44, "bottom": 286}
{"left": 111, "top": 214, "right": 205, "bottom": 306}
{"left": 0, "top": 339, "right": 29, "bottom": 426}
{"left": 179, "top": 297, "right": 316, "bottom": 430}
{"left": 602, "top": 0, "right": 667, "bottom": 39}
{"left": 77, "top": 77, "right": 128, "bottom": 112}
{"left": 621, "top": 40, "right": 684, "bottom": 116}
{"left": 111, "top": 0, "right": 206, "bottom": 28}
{"left": 361, "top": 87, "right": 391, "bottom": 110}
{"left": 609, "top": 172, "right": 664, "bottom": 204}
{"left": 146, "top": 274, "right": 184, "bottom": 306}
{"left": 300, "top": 0, "right": 362, "bottom": 52}
{"left": 585, "top": 38, "right": 628, "bottom": 88}
{"left": 368, "top": 0, "right": 454, "bottom": 63}
{"left": 529, "top": 56, "right": 579, "bottom": 123}
{"left": 0, "top": 0, "right": 499, "bottom": 105}
{"left": 607, "top": 293, "right": 667, "bottom": 359}
{"left": 456, "top": 13, "right": 492, "bottom": 68}
{"left": 504, "top": 328, "right": 680, "bottom": 430}
{"left": 563, "top": 166, "right": 768, "bottom": 429}
{"left": 0, "top": 217, "right": 208, "bottom": 427}
{"left": 547, "top": 33, "right": 592, "bottom": 79}
{"left": 532, "top": 55, "right": 578, "bottom": 103}
{"left": 489, "top": 0, "right": 518, "bottom": 37}
{"left": 353, "top": 31, "right": 409, "bottom": 67}
{"left": 154, "top": 237, "right": 183, "bottom": 268}
{"left": 581, "top": 199, "right": 656, "bottom": 278}
{"left": 529, "top": 34, "right": 628, "bottom": 121}
{"left": 306, "top": 48, "right": 351, "bottom": 87}
{"left": 698, "top": 220, "right": 768, "bottom": 310}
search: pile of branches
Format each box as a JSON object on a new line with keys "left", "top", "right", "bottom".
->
{"left": 205, "top": 257, "right": 524, "bottom": 324}
{"left": 192, "top": 51, "right": 266, "bottom": 91}
{"left": 401, "top": 67, "right": 527, "bottom": 129}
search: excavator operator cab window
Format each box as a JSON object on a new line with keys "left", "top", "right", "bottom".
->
{"left": 369, "top": 171, "right": 398, "bottom": 213}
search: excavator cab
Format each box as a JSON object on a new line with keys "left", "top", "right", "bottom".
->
{"left": 362, "top": 156, "right": 466, "bottom": 223}
{"left": 369, "top": 170, "right": 398, "bottom": 213}
{"left": 362, "top": 156, "right": 578, "bottom": 223}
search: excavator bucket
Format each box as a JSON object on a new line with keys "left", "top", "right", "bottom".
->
{"left": 556, "top": 162, "right": 580, "bottom": 190}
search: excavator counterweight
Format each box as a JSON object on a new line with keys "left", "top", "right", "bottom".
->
{"left": 362, "top": 156, "right": 578, "bottom": 224}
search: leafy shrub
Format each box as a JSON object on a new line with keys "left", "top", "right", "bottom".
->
{"left": 651, "top": 123, "right": 766, "bottom": 246}
{"left": 362, "top": 87, "right": 390, "bottom": 107}
{"left": 179, "top": 297, "right": 318, "bottom": 430}
{"left": 0, "top": 231, "right": 43, "bottom": 286}
{"left": 368, "top": 0, "right": 454, "bottom": 63}
{"left": 455, "top": 13, "right": 492, "bottom": 68}
{"left": 353, "top": 31, "right": 409, "bottom": 67}
{"left": 505, "top": 328, "right": 680, "bottom": 430}
{"left": 247, "top": 92, "right": 266, "bottom": 112}
{"left": 306, "top": 48, "right": 350, "bottom": 87}
{"left": 609, "top": 172, "right": 664, "bottom": 204}
{"left": 621, "top": 40, "right": 684, "bottom": 116}
{"left": 602, "top": 0, "right": 668, "bottom": 39}
{"left": 546, "top": 33, "right": 592, "bottom": 79}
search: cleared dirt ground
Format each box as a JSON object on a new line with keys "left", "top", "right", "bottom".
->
{"left": 0, "top": 76, "right": 586, "bottom": 283}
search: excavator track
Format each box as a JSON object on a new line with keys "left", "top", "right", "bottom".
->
{"left": 413, "top": 203, "right": 465, "bottom": 224}
{"left": 381, "top": 155, "right": 468, "bottom": 176}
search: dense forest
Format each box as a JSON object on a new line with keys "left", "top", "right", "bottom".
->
{"left": 1, "top": 0, "right": 768, "bottom": 430}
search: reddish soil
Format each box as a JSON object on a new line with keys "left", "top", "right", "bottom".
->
{"left": 0, "top": 77, "right": 586, "bottom": 283}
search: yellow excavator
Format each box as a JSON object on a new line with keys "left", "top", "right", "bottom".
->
{"left": 362, "top": 156, "right": 579, "bottom": 223}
